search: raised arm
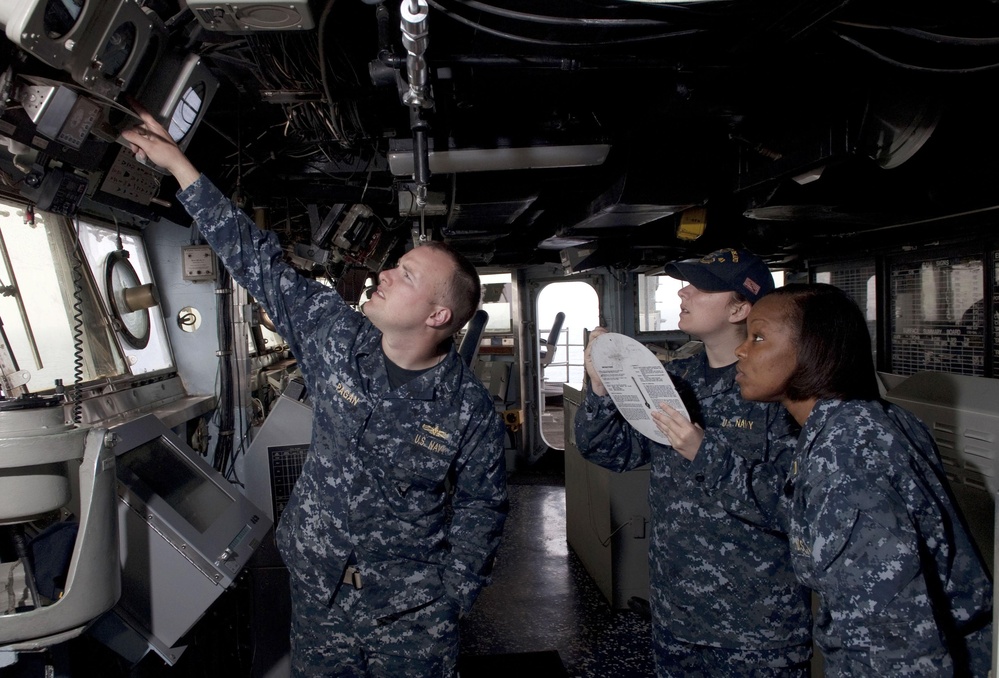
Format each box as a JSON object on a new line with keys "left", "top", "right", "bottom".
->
{"left": 121, "top": 104, "right": 356, "bottom": 367}
{"left": 575, "top": 327, "right": 651, "bottom": 472}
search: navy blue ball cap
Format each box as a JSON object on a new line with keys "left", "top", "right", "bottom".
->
{"left": 663, "top": 248, "right": 775, "bottom": 304}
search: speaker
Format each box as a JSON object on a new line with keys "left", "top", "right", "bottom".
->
{"left": 187, "top": 0, "right": 314, "bottom": 33}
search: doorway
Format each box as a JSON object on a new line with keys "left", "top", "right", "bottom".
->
{"left": 536, "top": 281, "right": 599, "bottom": 449}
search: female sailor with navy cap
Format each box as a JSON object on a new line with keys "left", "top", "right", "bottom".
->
{"left": 576, "top": 249, "right": 813, "bottom": 676}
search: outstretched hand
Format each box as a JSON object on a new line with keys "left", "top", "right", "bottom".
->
{"left": 120, "top": 102, "right": 201, "bottom": 189}
{"left": 650, "top": 403, "right": 704, "bottom": 461}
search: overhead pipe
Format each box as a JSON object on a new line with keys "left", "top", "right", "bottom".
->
{"left": 412, "top": 113, "right": 430, "bottom": 208}
{"left": 400, "top": 0, "right": 433, "bottom": 109}
{"left": 375, "top": 3, "right": 403, "bottom": 69}
{"left": 399, "top": 0, "right": 433, "bottom": 212}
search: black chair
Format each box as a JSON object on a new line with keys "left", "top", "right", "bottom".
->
{"left": 458, "top": 309, "right": 490, "bottom": 366}
{"left": 539, "top": 312, "right": 565, "bottom": 368}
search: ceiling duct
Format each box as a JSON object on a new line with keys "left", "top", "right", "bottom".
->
{"left": 563, "top": 172, "right": 697, "bottom": 232}
{"left": 734, "top": 118, "right": 852, "bottom": 194}
{"left": 388, "top": 138, "right": 611, "bottom": 175}
{"left": 858, "top": 87, "right": 941, "bottom": 169}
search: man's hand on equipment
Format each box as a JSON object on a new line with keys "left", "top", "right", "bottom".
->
{"left": 120, "top": 102, "right": 201, "bottom": 190}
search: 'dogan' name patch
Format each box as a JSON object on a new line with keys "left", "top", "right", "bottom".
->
{"left": 414, "top": 421, "right": 452, "bottom": 454}
{"left": 336, "top": 382, "right": 360, "bottom": 406}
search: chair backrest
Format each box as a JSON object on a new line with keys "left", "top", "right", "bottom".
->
{"left": 458, "top": 309, "right": 490, "bottom": 366}
{"left": 539, "top": 311, "right": 566, "bottom": 368}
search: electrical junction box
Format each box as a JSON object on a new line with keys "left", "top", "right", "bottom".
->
{"left": 182, "top": 245, "right": 217, "bottom": 282}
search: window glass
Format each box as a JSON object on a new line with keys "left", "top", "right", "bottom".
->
{"left": 637, "top": 271, "right": 785, "bottom": 332}
{"left": 537, "top": 281, "right": 598, "bottom": 391}
{"left": 77, "top": 218, "right": 174, "bottom": 374}
{"left": 815, "top": 263, "right": 877, "bottom": 367}
{"left": 537, "top": 281, "right": 599, "bottom": 450}
{"left": 480, "top": 273, "right": 513, "bottom": 333}
{"left": 638, "top": 275, "right": 684, "bottom": 331}
{"left": 0, "top": 201, "right": 125, "bottom": 394}
{"left": 890, "top": 256, "right": 984, "bottom": 376}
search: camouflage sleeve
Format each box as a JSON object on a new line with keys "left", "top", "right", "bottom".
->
{"left": 573, "top": 386, "right": 651, "bottom": 472}
{"left": 689, "top": 404, "right": 796, "bottom": 529}
{"left": 442, "top": 399, "right": 508, "bottom": 614}
{"left": 178, "top": 175, "right": 350, "bottom": 359}
{"left": 806, "top": 472, "right": 948, "bottom": 675}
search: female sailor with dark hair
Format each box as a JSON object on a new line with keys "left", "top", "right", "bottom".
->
{"left": 734, "top": 282, "right": 992, "bottom": 676}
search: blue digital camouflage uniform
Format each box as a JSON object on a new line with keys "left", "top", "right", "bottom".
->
{"left": 786, "top": 398, "right": 992, "bottom": 677}
{"left": 178, "top": 176, "right": 508, "bottom": 676}
{"left": 575, "top": 353, "right": 813, "bottom": 676}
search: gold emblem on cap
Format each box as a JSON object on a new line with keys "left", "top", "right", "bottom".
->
{"left": 700, "top": 248, "right": 739, "bottom": 264}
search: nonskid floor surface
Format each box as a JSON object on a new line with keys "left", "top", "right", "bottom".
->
{"left": 459, "top": 474, "right": 654, "bottom": 678}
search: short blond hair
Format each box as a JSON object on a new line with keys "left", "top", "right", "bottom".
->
{"left": 420, "top": 241, "right": 480, "bottom": 332}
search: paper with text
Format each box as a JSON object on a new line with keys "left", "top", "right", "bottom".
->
{"left": 589, "top": 332, "right": 690, "bottom": 444}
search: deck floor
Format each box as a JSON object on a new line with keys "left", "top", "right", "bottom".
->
{"left": 459, "top": 459, "right": 654, "bottom": 678}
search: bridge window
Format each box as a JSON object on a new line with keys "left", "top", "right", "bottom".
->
{"left": 637, "top": 275, "right": 684, "bottom": 331}
{"left": 637, "top": 270, "right": 786, "bottom": 333}
{"left": 0, "top": 200, "right": 128, "bottom": 396}
{"left": 76, "top": 218, "right": 174, "bottom": 374}
{"left": 815, "top": 263, "right": 877, "bottom": 368}
{"left": 816, "top": 253, "right": 991, "bottom": 378}
{"left": 890, "top": 255, "right": 985, "bottom": 377}
{"left": 480, "top": 273, "right": 513, "bottom": 334}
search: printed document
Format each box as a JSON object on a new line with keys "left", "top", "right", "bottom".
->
{"left": 589, "top": 332, "right": 689, "bottom": 444}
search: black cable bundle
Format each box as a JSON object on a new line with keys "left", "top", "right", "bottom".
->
{"left": 211, "top": 264, "right": 235, "bottom": 474}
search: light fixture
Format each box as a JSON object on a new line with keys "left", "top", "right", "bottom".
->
{"left": 676, "top": 206, "right": 706, "bottom": 240}
{"left": 136, "top": 51, "right": 219, "bottom": 151}
{"left": 64, "top": 0, "right": 167, "bottom": 99}
{"left": 186, "top": 0, "right": 315, "bottom": 32}
{"left": 388, "top": 143, "right": 611, "bottom": 175}
{"left": 0, "top": 0, "right": 95, "bottom": 71}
